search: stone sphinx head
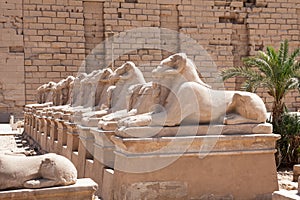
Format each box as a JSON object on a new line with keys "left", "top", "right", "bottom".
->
{"left": 99, "top": 68, "right": 113, "bottom": 83}
{"left": 152, "top": 53, "right": 210, "bottom": 89}
{"left": 153, "top": 53, "right": 188, "bottom": 77}
{"left": 110, "top": 62, "right": 145, "bottom": 84}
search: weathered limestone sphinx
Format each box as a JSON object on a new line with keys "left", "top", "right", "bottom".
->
{"left": 0, "top": 153, "right": 97, "bottom": 200}
{"left": 77, "top": 62, "right": 147, "bottom": 191}
{"left": 118, "top": 53, "right": 268, "bottom": 129}
{"left": 80, "top": 61, "right": 146, "bottom": 126}
{"left": 53, "top": 76, "right": 75, "bottom": 106}
{"left": 106, "top": 53, "right": 279, "bottom": 200}
{"left": 0, "top": 153, "right": 77, "bottom": 190}
{"left": 80, "top": 70, "right": 102, "bottom": 109}
{"left": 44, "top": 82, "right": 57, "bottom": 103}
{"left": 71, "top": 73, "right": 87, "bottom": 107}
{"left": 98, "top": 82, "right": 155, "bottom": 131}
{"left": 75, "top": 68, "right": 114, "bottom": 122}
{"left": 36, "top": 84, "right": 47, "bottom": 104}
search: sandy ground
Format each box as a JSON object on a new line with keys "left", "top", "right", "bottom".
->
{"left": 278, "top": 168, "right": 298, "bottom": 190}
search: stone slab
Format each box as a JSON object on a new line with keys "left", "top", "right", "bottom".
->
{"left": 116, "top": 123, "right": 272, "bottom": 138}
{"left": 112, "top": 134, "right": 280, "bottom": 155}
{"left": 0, "top": 178, "right": 98, "bottom": 200}
{"left": 0, "top": 124, "right": 21, "bottom": 136}
{"left": 0, "top": 136, "right": 18, "bottom": 153}
{"left": 293, "top": 165, "right": 300, "bottom": 182}
{"left": 272, "top": 190, "right": 300, "bottom": 200}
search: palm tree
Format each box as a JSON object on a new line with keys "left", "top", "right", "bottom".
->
{"left": 221, "top": 40, "right": 300, "bottom": 126}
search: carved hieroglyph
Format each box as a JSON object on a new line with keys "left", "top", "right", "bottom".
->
{"left": 0, "top": 153, "right": 77, "bottom": 190}
{"left": 118, "top": 53, "right": 267, "bottom": 127}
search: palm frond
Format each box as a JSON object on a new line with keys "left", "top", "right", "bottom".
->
{"left": 245, "top": 57, "right": 273, "bottom": 78}
{"left": 241, "top": 75, "right": 267, "bottom": 92}
{"left": 266, "top": 46, "right": 278, "bottom": 63}
{"left": 288, "top": 48, "right": 300, "bottom": 67}
{"left": 285, "top": 78, "right": 299, "bottom": 91}
{"left": 221, "top": 66, "right": 261, "bottom": 81}
{"left": 279, "top": 40, "right": 289, "bottom": 66}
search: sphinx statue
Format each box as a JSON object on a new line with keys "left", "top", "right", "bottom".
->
{"left": 53, "top": 76, "right": 75, "bottom": 106}
{"left": 36, "top": 84, "right": 47, "bottom": 104}
{"left": 70, "top": 69, "right": 113, "bottom": 122}
{"left": 94, "top": 68, "right": 114, "bottom": 110}
{"left": 80, "top": 62, "right": 146, "bottom": 126}
{"left": 71, "top": 73, "right": 87, "bottom": 107}
{"left": 44, "top": 82, "right": 57, "bottom": 103}
{"left": 36, "top": 82, "right": 57, "bottom": 104}
{"left": 98, "top": 82, "right": 156, "bottom": 130}
{"left": 66, "top": 78, "right": 74, "bottom": 105}
{"left": 61, "top": 76, "right": 75, "bottom": 105}
{"left": 80, "top": 70, "right": 102, "bottom": 108}
{"left": 0, "top": 153, "right": 77, "bottom": 190}
{"left": 118, "top": 53, "right": 268, "bottom": 127}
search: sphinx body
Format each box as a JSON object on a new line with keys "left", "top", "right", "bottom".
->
{"left": 53, "top": 76, "right": 75, "bottom": 106}
{"left": 80, "top": 62, "right": 146, "bottom": 126}
{"left": 118, "top": 53, "right": 267, "bottom": 127}
{"left": 0, "top": 153, "right": 77, "bottom": 190}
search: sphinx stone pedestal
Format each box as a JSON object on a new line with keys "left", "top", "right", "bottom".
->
{"left": 90, "top": 127, "right": 115, "bottom": 168}
{"left": 0, "top": 178, "right": 97, "bottom": 200}
{"left": 111, "top": 127, "right": 279, "bottom": 200}
{"left": 77, "top": 125, "right": 95, "bottom": 178}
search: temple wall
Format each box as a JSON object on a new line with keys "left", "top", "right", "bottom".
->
{"left": 0, "top": 0, "right": 300, "bottom": 115}
{"left": 0, "top": 0, "right": 25, "bottom": 119}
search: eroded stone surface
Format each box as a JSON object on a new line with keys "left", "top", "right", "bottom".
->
{"left": 121, "top": 181, "right": 188, "bottom": 200}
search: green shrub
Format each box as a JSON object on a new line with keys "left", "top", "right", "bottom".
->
{"left": 274, "top": 113, "right": 300, "bottom": 167}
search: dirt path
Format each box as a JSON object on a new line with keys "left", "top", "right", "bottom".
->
{"left": 278, "top": 168, "right": 298, "bottom": 190}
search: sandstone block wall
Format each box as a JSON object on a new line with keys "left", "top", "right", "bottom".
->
{"left": 0, "top": 0, "right": 25, "bottom": 119}
{"left": 0, "top": 0, "right": 300, "bottom": 117}
{"left": 23, "top": 0, "right": 85, "bottom": 103}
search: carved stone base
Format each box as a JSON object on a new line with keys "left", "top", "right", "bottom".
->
{"left": 90, "top": 128, "right": 115, "bottom": 168}
{"left": 272, "top": 190, "right": 299, "bottom": 200}
{"left": 0, "top": 178, "right": 98, "bottom": 200}
{"left": 112, "top": 133, "right": 279, "bottom": 200}
{"left": 116, "top": 123, "right": 273, "bottom": 138}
